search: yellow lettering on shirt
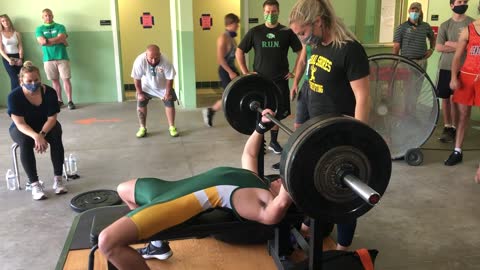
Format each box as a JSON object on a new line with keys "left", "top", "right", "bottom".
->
{"left": 315, "top": 56, "right": 332, "bottom": 72}
{"left": 309, "top": 81, "right": 324, "bottom": 93}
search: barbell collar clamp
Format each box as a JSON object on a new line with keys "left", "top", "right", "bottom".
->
{"left": 342, "top": 174, "right": 381, "bottom": 206}
{"left": 249, "top": 101, "right": 293, "bottom": 136}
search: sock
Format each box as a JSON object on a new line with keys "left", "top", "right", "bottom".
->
{"left": 455, "top": 147, "right": 462, "bottom": 153}
{"left": 452, "top": 125, "right": 456, "bottom": 130}
{"left": 151, "top": 240, "right": 163, "bottom": 248}
{"left": 444, "top": 124, "right": 452, "bottom": 128}
{"left": 270, "top": 130, "right": 279, "bottom": 143}
{"left": 54, "top": 176, "right": 62, "bottom": 182}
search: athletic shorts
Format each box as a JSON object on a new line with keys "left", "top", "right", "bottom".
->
{"left": 452, "top": 72, "right": 480, "bottom": 106}
{"left": 137, "top": 89, "right": 177, "bottom": 108}
{"left": 436, "top": 69, "right": 453, "bottom": 99}
{"left": 272, "top": 78, "right": 291, "bottom": 120}
{"left": 127, "top": 178, "right": 206, "bottom": 239}
{"left": 44, "top": 60, "right": 71, "bottom": 80}
{"left": 218, "top": 65, "right": 239, "bottom": 89}
{"left": 295, "top": 81, "right": 310, "bottom": 124}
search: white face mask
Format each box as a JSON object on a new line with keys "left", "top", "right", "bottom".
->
{"left": 302, "top": 24, "right": 322, "bottom": 45}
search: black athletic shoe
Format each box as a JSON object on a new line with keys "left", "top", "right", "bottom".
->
{"left": 202, "top": 108, "right": 214, "bottom": 127}
{"left": 268, "top": 141, "right": 283, "bottom": 154}
{"left": 272, "top": 162, "right": 280, "bottom": 171}
{"left": 137, "top": 241, "right": 173, "bottom": 260}
{"left": 67, "top": 101, "right": 76, "bottom": 110}
{"left": 439, "top": 127, "right": 455, "bottom": 143}
{"left": 444, "top": 151, "right": 462, "bottom": 166}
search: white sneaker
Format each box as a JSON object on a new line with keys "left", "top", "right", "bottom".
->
{"left": 31, "top": 182, "right": 47, "bottom": 200}
{"left": 53, "top": 177, "right": 68, "bottom": 194}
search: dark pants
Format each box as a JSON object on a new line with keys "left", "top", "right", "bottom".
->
{"left": 272, "top": 78, "right": 291, "bottom": 120}
{"left": 9, "top": 122, "right": 64, "bottom": 183}
{"left": 303, "top": 218, "right": 357, "bottom": 247}
{"left": 2, "top": 53, "right": 21, "bottom": 91}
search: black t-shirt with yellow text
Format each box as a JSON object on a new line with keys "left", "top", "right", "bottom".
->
{"left": 308, "top": 40, "right": 369, "bottom": 117}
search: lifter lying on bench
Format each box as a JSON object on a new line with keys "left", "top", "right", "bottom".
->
{"left": 98, "top": 109, "right": 293, "bottom": 270}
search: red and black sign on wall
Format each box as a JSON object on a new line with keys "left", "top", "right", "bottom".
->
{"left": 140, "top": 12, "right": 154, "bottom": 29}
{"left": 200, "top": 14, "right": 212, "bottom": 30}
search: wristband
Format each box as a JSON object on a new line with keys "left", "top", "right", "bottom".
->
{"left": 255, "top": 119, "right": 274, "bottom": 134}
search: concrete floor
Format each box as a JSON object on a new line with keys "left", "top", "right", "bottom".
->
{"left": 0, "top": 97, "right": 479, "bottom": 270}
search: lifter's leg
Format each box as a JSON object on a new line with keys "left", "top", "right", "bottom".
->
{"left": 117, "top": 179, "right": 139, "bottom": 209}
{"left": 98, "top": 217, "right": 148, "bottom": 270}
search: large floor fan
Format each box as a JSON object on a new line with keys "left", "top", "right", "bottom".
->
{"left": 368, "top": 54, "right": 439, "bottom": 165}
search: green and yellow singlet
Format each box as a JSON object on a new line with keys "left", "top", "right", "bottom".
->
{"left": 127, "top": 167, "right": 269, "bottom": 239}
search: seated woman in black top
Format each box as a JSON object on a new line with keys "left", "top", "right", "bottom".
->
{"left": 7, "top": 61, "right": 68, "bottom": 200}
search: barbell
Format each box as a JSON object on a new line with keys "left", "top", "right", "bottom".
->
{"left": 223, "top": 74, "right": 391, "bottom": 223}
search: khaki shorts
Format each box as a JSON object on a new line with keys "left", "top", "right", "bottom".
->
{"left": 44, "top": 60, "right": 71, "bottom": 80}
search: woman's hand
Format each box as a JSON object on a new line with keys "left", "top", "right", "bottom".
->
{"left": 34, "top": 134, "right": 49, "bottom": 153}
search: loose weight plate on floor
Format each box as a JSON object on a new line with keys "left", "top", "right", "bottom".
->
{"left": 70, "top": 189, "right": 122, "bottom": 212}
{"left": 368, "top": 54, "right": 439, "bottom": 159}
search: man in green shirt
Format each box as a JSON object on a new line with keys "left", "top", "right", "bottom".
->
{"left": 35, "top": 8, "right": 75, "bottom": 110}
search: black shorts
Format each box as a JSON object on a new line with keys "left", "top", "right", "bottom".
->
{"left": 436, "top": 69, "right": 453, "bottom": 99}
{"left": 218, "top": 66, "right": 239, "bottom": 89}
{"left": 272, "top": 78, "right": 291, "bottom": 120}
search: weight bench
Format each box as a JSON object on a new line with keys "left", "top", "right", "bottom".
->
{"left": 87, "top": 205, "right": 310, "bottom": 270}
{"left": 56, "top": 204, "right": 321, "bottom": 270}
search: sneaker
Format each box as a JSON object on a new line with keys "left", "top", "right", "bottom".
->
{"left": 202, "top": 108, "right": 214, "bottom": 127}
{"left": 31, "top": 182, "right": 47, "bottom": 200}
{"left": 53, "top": 177, "right": 68, "bottom": 194}
{"left": 439, "top": 127, "right": 454, "bottom": 143}
{"left": 136, "top": 127, "right": 147, "bottom": 138}
{"left": 268, "top": 141, "right": 283, "bottom": 155}
{"left": 58, "top": 101, "right": 64, "bottom": 107}
{"left": 444, "top": 151, "right": 463, "bottom": 166}
{"left": 67, "top": 101, "right": 76, "bottom": 110}
{"left": 272, "top": 162, "right": 280, "bottom": 171}
{"left": 169, "top": 126, "right": 179, "bottom": 137}
{"left": 137, "top": 242, "right": 173, "bottom": 260}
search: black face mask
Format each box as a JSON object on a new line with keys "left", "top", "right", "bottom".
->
{"left": 453, "top": 4, "right": 468, "bottom": 15}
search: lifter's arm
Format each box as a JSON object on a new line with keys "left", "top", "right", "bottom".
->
{"left": 241, "top": 109, "right": 275, "bottom": 173}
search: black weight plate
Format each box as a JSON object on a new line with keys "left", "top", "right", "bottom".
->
{"left": 405, "top": 148, "right": 423, "bottom": 166}
{"left": 223, "top": 74, "right": 281, "bottom": 135}
{"left": 70, "top": 189, "right": 122, "bottom": 213}
{"left": 280, "top": 114, "right": 391, "bottom": 223}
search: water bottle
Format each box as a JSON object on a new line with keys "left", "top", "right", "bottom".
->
{"left": 5, "top": 169, "right": 16, "bottom": 191}
{"left": 64, "top": 157, "right": 71, "bottom": 177}
{"left": 69, "top": 153, "right": 78, "bottom": 175}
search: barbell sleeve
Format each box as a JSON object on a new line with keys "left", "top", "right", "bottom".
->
{"left": 249, "top": 101, "right": 293, "bottom": 136}
{"left": 342, "top": 174, "right": 381, "bottom": 206}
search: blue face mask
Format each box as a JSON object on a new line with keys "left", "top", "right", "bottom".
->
{"left": 23, "top": 82, "right": 41, "bottom": 92}
{"left": 409, "top": 12, "right": 420, "bottom": 21}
